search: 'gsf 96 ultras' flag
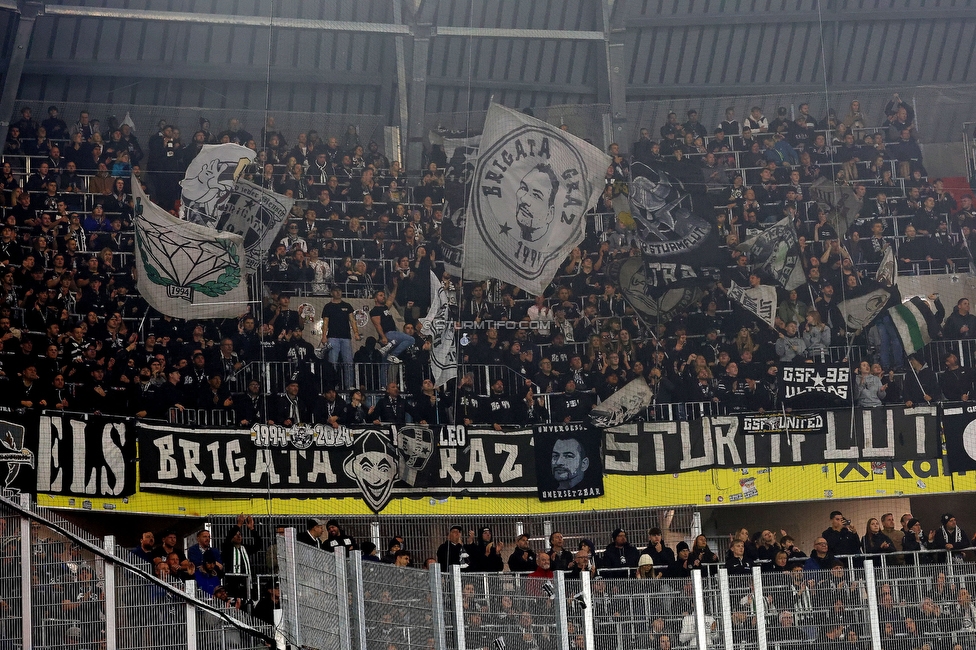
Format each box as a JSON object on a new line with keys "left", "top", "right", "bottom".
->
{"left": 462, "top": 104, "right": 611, "bottom": 295}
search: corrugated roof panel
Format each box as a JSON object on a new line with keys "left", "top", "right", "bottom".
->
{"left": 206, "top": 24, "right": 231, "bottom": 65}
{"left": 226, "top": 27, "right": 254, "bottom": 67}
{"left": 915, "top": 20, "right": 940, "bottom": 81}
{"left": 892, "top": 20, "right": 917, "bottom": 83}
{"left": 94, "top": 18, "right": 120, "bottom": 61}
{"left": 960, "top": 21, "right": 976, "bottom": 81}
{"left": 182, "top": 23, "right": 210, "bottom": 64}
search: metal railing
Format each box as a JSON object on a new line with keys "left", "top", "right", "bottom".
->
{"left": 11, "top": 494, "right": 976, "bottom": 650}
{"left": 0, "top": 494, "right": 273, "bottom": 650}
{"left": 274, "top": 535, "right": 976, "bottom": 650}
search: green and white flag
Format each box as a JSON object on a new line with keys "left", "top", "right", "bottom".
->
{"left": 134, "top": 181, "right": 248, "bottom": 319}
{"left": 888, "top": 296, "right": 933, "bottom": 354}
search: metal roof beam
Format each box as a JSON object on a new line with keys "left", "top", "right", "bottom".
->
{"left": 43, "top": 5, "right": 411, "bottom": 34}
{"left": 19, "top": 60, "right": 384, "bottom": 86}
{"left": 432, "top": 26, "right": 605, "bottom": 40}
{"left": 426, "top": 77, "right": 597, "bottom": 95}
{"left": 623, "top": 7, "right": 976, "bottom": 28}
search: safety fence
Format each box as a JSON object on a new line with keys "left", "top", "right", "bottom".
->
{"left": 7, "top": 493, "right": 976, "bottom": 649}
{"left": 0, "top": 494, "right": 273, "bottom": 650}
{"left": 276, "top": 531, "right": 976, "bottom": 650}
{"left": 208, "top": 507, "right": 699, "bottom": 578}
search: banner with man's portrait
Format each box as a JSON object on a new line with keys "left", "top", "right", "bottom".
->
{"left": 534, "top": 423, "right": 604, "bottom": 502}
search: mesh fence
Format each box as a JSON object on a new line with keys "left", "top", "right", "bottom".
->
{"left": 211, "top": 506, "right": 698, "bottom": 574}
{"left": 114, "top": 558, "right": 188, "bottom": 650}
{"left": 439, "top": 571, "right": 459, "bottom": 650}
{"left": 0, "top": 512, "right": 22, "bottom": 645}
{"left": 276, "top": 534, "right": 343, "bottom": 650}
{"left": 589, "top": 575, "right": 701, "bottom": 650}
{"left": 358, "top": 561, "right": 437, "bottom": 650}
{"left": 29, "top": 521, "right": 107, "bottom": 649}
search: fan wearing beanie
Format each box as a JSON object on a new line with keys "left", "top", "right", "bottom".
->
{"left": 931, "top": 513, "right": 971, "bottom": 559}
{"left": 324, "top": 519, "right": 358, "bottom": 554}
{"left": 465, "top": 526, "right": 504, "bottom": 572}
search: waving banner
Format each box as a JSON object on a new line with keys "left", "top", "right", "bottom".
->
{"left": 737, "top": 216, "right": 805, "bottom": 289}
{"left": 420, "top": 271, "right": 458, "bottom": 388}
{"left": 837, "top": 284, "right": 891, "bottom": 333}
{"left": 462, "top": 103, "right": 610, "bottom": 294}
{"left": 613, "top": 256, "right": 721, "bottom": 325}
{"left": 438, "top": 133, "right": 482, "bottom": 276}
{"left": 134, "top": 181, "right": 248, "bottom": 320}
{"left": 215, "top": 179, "right": 295, "bottom": 272}
{"left": 604, "top": 406, "right": 939, "bottom": 475}
{"left": 179, "top": 143, "right": 255, "bottom": 225}
{"left": 590, "top": 376, "right": 655, "bottom": 427}
{"left": 727, "top": 283, "right": 777, "bottom": 329}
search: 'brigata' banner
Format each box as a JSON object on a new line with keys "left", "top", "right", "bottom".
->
{"left": 603, "top": 406, "right": 939, "bottom": 475}
{"left": 137, "top": 422, "right": 537, "bottom": 512}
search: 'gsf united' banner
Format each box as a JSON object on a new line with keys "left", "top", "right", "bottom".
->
{"left": 2, "top": 410, "right": 136, "bottom": 498}
{"left": 137, "top": 422, "right": 537, "bottom": 512}
{"left": 940, "top": 403, "right": 976, "bottom": 473}
{"left": 604, "top": 406, "right": 938, "bottom": 475}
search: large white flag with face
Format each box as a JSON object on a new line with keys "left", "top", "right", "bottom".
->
{"left": 462, "top": 104, "right": 610, "bottom": 294}
{"left": 179, "top": 143, "right": 255, "bottom": 225}
{"left": 134, "top": 181, "right": 249, "bottom": 319}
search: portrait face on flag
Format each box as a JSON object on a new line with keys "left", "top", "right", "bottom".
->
{"left": 535, "top": 424, "right": 604, "bottom": 501}
{"left": 463, "top": 104, "right": 609, "bottom": 294}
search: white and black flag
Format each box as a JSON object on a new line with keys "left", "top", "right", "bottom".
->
{"left": 590, "top": 376, "right": 654, "bottom": 427}
{"left": 737, "top": 216, "right": 805, "bottom": 290}
{"left": 420, "top": 271, "right": 458, "bottom": 388}
{"left": 462, "top": 104, "right": 610, "bottom": 295}
{"left": 215, "top": 179, "right": 295, "bottom": 273}
{"left": 727, "top": 283, "right": 777, "bottom": 329}
{"left": 179, "top": 144, "right": 255, "bottom": 225}
{"left": 438, "top": 133, "right": 482, "bottom": 276}
{"left": 837, "top": 284, "right": 891, "bottom": 333}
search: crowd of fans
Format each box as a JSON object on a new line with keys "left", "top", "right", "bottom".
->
{"left": 1, "top": 97, "right": 975, "bottom": 429}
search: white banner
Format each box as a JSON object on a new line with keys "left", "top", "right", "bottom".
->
{"left": 215, "top": 179, "right": 295, "bottom": 272}
{"left": 590, "top": 376, "right": 654, "bottom": 427}
{"left": 837, "top": 286, "right": 891, "bottom": 332}
{"left": 737, "top": 216, "right": 805, "bottom": 290}
{"left": 179, "top": 143, "right": 255, "bottom": 225}
{"left": 420, "top": 272, "right": 457, "bottom": 387}
{"left": 727, "top": 283, "right": 777, "bottom": 329}
{"left": 134, "top": 181, "right": 249, "bottom": 319}
{"left": 462, "top": 103, "right": 610, "bottom": 294}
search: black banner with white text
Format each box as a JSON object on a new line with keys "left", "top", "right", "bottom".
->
{"left": 2, "top": 410, "right": 136, "bottom": 498}
{"left": 137, "top": 422, "right": 538, "bottom": 512}
{"left": 604, "top": 406, "right": 939, "bottom": 475}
